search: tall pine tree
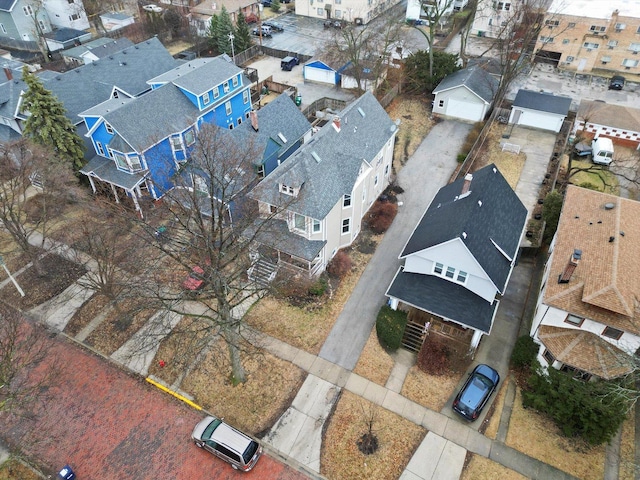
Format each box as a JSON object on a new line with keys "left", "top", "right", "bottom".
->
{"left": 21, "top": 66, "right": 85, "bottom": 169}
{"left": 207, "top": 14, "right": 219, "bottom": 52}
{"left": 234, "top": 11, "right": 251, "bottom": 53}
{"left": 215, "top": 6, "right": 234, "bottom": 55}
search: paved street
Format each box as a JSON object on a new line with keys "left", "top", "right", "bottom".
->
{"left": 0, "top": 325, "right": 311, "bottom": 480}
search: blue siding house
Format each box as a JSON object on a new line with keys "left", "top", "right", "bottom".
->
{"left": 79, "top": 56, "right": 311, "bottom": 216}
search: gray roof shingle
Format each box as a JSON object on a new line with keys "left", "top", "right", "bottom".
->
{"left": 401, "top": 164, "right": 527, "bottom": 293}
{"left": 513, "top": 89, "right": 572, "bottom": 115}
{"left": 250, "top": 91, "right": 396, "bottom": 220}
{"left": 433, "top": 67, "right": 499, "bottom": 104}
{"left": 151, "top": 55, "right": 243, "bottom": 96}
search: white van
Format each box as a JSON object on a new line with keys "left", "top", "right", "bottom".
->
{"left": 591, "top": 137, "right": 614, "bottom": 166}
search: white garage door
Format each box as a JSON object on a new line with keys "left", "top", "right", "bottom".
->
{"left": 516, "top": 110, "right": 563, "bottom": 132}
{"left": 304, "top": 66, "right": 336, "bottom": 85}
{"left": 447, "top": 99, "right": 484, "bottom": 122}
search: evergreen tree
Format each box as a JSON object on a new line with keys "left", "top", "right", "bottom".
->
{"left": 21, "top": 67, "right": 85, "bottom": 169}
{"left": 215, "top": 6, "right": 234, "bottom": 55}
{"left": 207, "top": 14, "right": 219, "bottom": 52}
{"left": 270, "top": 0, "right": 281, "bottom": 13}
{"left": 234, "top": 11, "right": 252, "bottom": 53}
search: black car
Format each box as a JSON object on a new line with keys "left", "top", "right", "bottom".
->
{"left": 452, "top": 364, "right": 500, "bottom": 421}
{"left": 263, "top": 20, "right": 284, "bottom": 31}
{"left": 609, "top": 75, "right": 625, "bottom": 90}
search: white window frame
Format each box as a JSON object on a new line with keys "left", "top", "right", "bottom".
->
{"left": 23, "top": 5, "right": 33, "bottom": 15}
{"left": 112, "top": 151, "right": 128, "bottom": 170}
{"left": 203, "top": 93, "right": 210, "bottom": 105}
{"left": 243, "top": 90, "right": 249, "bottom": 104}
{"left": 213, "top": 88, "right": 220, "bottom": 99}
{"left": 293, "top": 213, "right": 306, "bottom": 232}
{"left": 129, "top": 155, "right": 142, "bottom": 171}
{"left": 184, "top": 129, "right": 195, "bottom": 146}
{"left": 225, "top": 101, "right": 232, "bottom": 115}
{"left": 622, "top": 58, "right": 639, "bottom": 67}
{"left": 105, "top": 123, "right": 114, "bottom": 134}
{"left": 433, "top": 262, "right": 444, "bottom": 275}
{"left": 170, "top": 135, "right": 182, "bottom": 150}
{"left": 232, "top": 76, "right": 239, "bottom": 87}
{"left": 629, "top": 43, "right": 640, "bottom": 52}
{"left": 343, "top": 194, "right": 352, "bottom": 208}
{"left": 312, "top": 219, "right": 322, "bottom": 233}
{"left": 96, "top": 141, "right": 104, "bottom": 156}
{"left": 223, "top": 81, "right": 230, "bottom": 93}
{"left": 279, "top": 184, "right": 295, "bottom": 196}
{"left": 341, "top": 218, "right": 351, "bottom": 234}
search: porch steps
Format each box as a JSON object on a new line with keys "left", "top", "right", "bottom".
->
{"left": 248, "top": 258, "right": 278, "bottom": 287}
{"left": 401, "top": 320, "right": 427, "bottom": 353}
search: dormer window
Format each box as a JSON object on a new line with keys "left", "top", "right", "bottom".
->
{"left": 213, "top": 88, "right": 220, "bottom": 99}
{"left": 203, "top": 92, "right": 210, "bottom": 105}
{"left": 105, "top": 123, "right": 114, "bottom": 134}
{"left": 184, "top": 129, "right": 195, "bottom": 146}
{"left": 223, "top": 81, "right": 230, "bottom": 93}
{"left": 232, "top": 75, "right": 239, "bottom": 87}
{"left": 170, "top": 135, "right": 182, "bottom": 149}
{"left": 279, "top": 184, "right": 296, "bottom": 196}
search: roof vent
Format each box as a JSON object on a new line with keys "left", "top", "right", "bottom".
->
{"left": 478, "top": 200, "right": 482, "bottom": 207}
{"left": 609, "top": 236, "right": 615, "bottom": 243}
{"left": 357, "top": 107, "right": 365, "bottom": 118}
{"left": 604, "top": 202, "right": 615, "bottom": 210}
{"left": 277, "top": 132, "right": 287, "bottom": 143}
{"left": 311, "top": 151, "right": 321, "bottom": 163}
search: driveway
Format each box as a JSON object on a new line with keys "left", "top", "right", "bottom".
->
{"left": 319, "top": 120, "right": 474, "bottom": 370}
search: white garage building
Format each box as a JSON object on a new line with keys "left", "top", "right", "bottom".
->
{"left": 432, "top": 67, "right": 499, "bottom": 123}
{"left": 303, "top": 60, "right": 340, "bottom": 86}
{"left": 509, "top": 90, "right": 572, "bottom": 133}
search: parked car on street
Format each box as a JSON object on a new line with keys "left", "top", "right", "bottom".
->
{"left": 609, "top": 75, "right": 625, "bottom": 90}
{"left": 142, "top": 4, "right": 163, "bottom": 12}
{"left": 192, "top": 416, "right": 263, "bottom": 471}
{"left": 183, "top": 265, "right": 205, "bottom": 291}
{"left": 452, "top": 364, "right": 500, "bottom": 421}
{"left": 263, "top": 20, "right": 284, "bottom": 31}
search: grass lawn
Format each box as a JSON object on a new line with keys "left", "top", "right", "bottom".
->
{"left": 0, "top": 458, "right": 41, "bottom": 480}
{"left": 320, "top": 391, "right": 426, "bottom": 480}
{"left": 565, "top": 157, "right": 619, "bottom": 194}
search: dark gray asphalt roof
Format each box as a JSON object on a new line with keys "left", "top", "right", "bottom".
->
{"left": 43, "top": 28, "right": 89, "bottom": 42}
{"left": 80, "top": 155, "right": 147, "bottom": 190}
{"left": 245, "top": 218, "right": 326, "bottom": 261}
{"left": 102, "top": 83, "right": 200, "bottom": 152}
{"left": 0, "top": 37, "right": 177, "bottom": 125}
{"left": 433, "top": 67, "right": 499, "bottom": 103}
{"left": 63, "top": 38, "right": 134, "bottom": 60}
{"left": 148, "top": 58, "right": 212, "bottom": 85}
{"left": 386, "top": 267, "right": 498, "bottom": 334}
{"left": 401, "top": 164, "right": 526, "bottom": 293}
{"left": 154, "top": 54, "right": 243, "bottom": 96}
{"left": 250, "top": 91, "right": 396, "bottom": 220}
{"left": 512, "top": 89, "right": 572, "bottom": 115}
{"left": 0, "top": 0, "right": 18, "bottom": 12}
{"left": 81, "top": 96, "right": 135, "bottom": 117}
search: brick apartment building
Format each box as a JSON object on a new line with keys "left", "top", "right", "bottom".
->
{"left": 534, "top": 0, "right": 640, "bottom": 75}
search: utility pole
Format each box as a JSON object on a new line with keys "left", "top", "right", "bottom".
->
{"left": 258, "top": 3, "right": 263, "bottom": 47}
{"left": 228, "top": 32, "right": 235, "bottom": 62}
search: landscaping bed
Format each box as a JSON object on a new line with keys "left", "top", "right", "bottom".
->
{"left": 320, "top": 391, "right": 426, "bottom": 480}
{"left": 385, "top": 96, "right": 434, "bottom": 169}
{"left": 63, "top": 293, "right": 111, "bottom": 337}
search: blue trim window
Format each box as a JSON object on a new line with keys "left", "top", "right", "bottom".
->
{"left": 96, "top": 141, "right": 104, "bottom": 156}
{"left": 105, "top": 123, "right": 114, "bottom": 134}
{"left": 112, "top": 151, "right": 128, "bottom": 170}
{"left": 203, "top": 93, "right": 210, "bottom": 105}
{"left": 232, "top": 75, "right": 239, "bottom": 87}
{"left": 184, "top": 129, "right": 195, "bottom": 146}
{"left": 225, "top": 101, "right": 232, "bottom": 115}
{"left": 213, "top": 88, "right": 219, "bottom": 99}
{"left": 129, "top": 155, "right": 142, "bottom": 171}
{"left": 223, "top": 81, "right": 230, "bottom": 93}
{"left": 243, "top": 90, "right": 249, "bottom": 104}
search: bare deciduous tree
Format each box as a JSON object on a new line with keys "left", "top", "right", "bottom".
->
{"left": 0, "top": 139, "right": 80, "bottom": 276}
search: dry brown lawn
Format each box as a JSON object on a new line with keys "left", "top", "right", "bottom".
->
{"left": 320, "top": 391, "right": 426, "bottom": 480}
{"left": 0, "top": 458, "right": 41, "bottom": 480}
{"left": 400, "top": 365, "right": 464, "bottom": 411}
{"left": 244, "top": 244, "right": 376, "bottom": 355}
{"left": 475, "top": 124, "right": 526, "bottom": 189}
{"left": 506, "top": 387, "right": 606, "bottom": 480}
{"left": 482, "top": 375, "right": 509, "bottom": 440}
{"left": 64, "top": 293, "right": 111, "bottom": 337}
{"left": 353, "top": 329, "right": 395, "bottom": 385}
{"left": 180, "top": 340, "right": 305, "bottom": 436}
{"left": 385, "top": 96, "right": 434, "bottom": 169}
{"left": 460, "top": 455, "right": 528, "bottom": 480}
{"left": 619, "top": 405, "right": 636, "bottom": 480}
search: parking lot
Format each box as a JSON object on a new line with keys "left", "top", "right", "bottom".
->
{"left": 256, "top": 12, "right": 336, "bottom": 57}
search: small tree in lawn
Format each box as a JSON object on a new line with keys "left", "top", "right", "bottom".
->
{"left": 404, "top": 50, "right": 460, "bottom": 94}
{"left": 270, "top": 0, "right": 281, "bottom": 13}
{"left": 20, "top": 66, "right": 85, "bottom": 170}
{"left": 0, "top": 139, "right": 80, "bottom": 276}
{"left": 356, "top": 401, "right": 379, "bottom": 455}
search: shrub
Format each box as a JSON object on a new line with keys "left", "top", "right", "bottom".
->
{"left": 327, "top": 250, "right": 352, "bottom": 279}
{"left": 542, "top": 189, "right": 564, "bottom": 243}
{"left": 366, "top": 201, "right": 398, "bottom": 234}
{"left": 510, "top": 335, "right": 539, "bottom": 369}
{"left": 457, "top": 153, "right": 467, "bottom": 163}
{"left": 417, "top": 335, "right": 450, "bottom": 375}
{"left": 522, "top": 366, "right": 630, "bottom": 445}
{"left": 375, "top": 305, "right": 407, "bottom": 351}
{"left": 308, "top": 277, "right": 328, "bottom": 296}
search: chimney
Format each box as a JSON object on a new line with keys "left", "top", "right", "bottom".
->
{"left": 250, "top": 110, "right": 258, "bottom": 132}
{"left": 333, "top": 116, "right": 341, "bottom": 132}
{"left": 558, "top": 249, "right": 582, "bottom": 284}
{"left": 461, "top": 173, "right": 473, "bottom": 196}
{"left": 3, "top": 67, "right": 12, "bottom": 81}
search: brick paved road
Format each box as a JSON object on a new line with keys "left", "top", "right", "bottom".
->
{"left": 0, "top": 324, "right": 308, "bottom": 480}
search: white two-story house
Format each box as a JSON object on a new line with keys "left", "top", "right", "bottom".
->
{"left": 247, "top": 91, "right": 397, "bottom": 277}
{"left": 386, "top": 164, "right": 527, "bottom": 353}
{"left": 530, "top": 185, "right": 640, "bottom": 380}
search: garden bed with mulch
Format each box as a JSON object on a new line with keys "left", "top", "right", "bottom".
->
{"left": 63, "top": 293, "right": 111, "bottom": 337}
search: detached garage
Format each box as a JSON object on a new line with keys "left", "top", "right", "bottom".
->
{"left": 509, "top": 90, "right": 572, "bottom": 133}
{"left": 303, "top": 60, "right": 340, "bottom": 86}
{"left": 432, "top": 67, "right": 499, "bottom": 122}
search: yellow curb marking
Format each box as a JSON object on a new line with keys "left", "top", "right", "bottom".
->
{"left": 146, "top": 377, "right": 202, "bottom": 410}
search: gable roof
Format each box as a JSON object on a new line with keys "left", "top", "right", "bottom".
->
{"left": 62, "top": 38, "right": 135, "bottom": 61}
{"left": 401, "top": 164, "right": 526, "bottom": 293}
{"left": 0, "top": 0, "right": 18, "bottom": 12}
{"left": 249, "top": 91, "right": 396, "bottom": 220}
{"left": 433, "top": 67, "right": 499, "bottom": 104}
{"left": 512, "top": 90, "right": 572, "bottom": 116}
{"left": 577, "top": 100, "right": 640, "bottom": 133}
{"left": 543, "top": 185, "right": 640, "bottom": 336}
{"left": 0, "top": 37, "right": 177, "bottom": 126}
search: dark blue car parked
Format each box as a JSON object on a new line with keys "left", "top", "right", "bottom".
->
{"left": 452, "top": 364, "right": 500, "bottom": 421}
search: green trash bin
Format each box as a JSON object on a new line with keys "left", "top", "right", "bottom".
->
{"left": 295, "top": 95, "right": 302, "bottom": 106}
